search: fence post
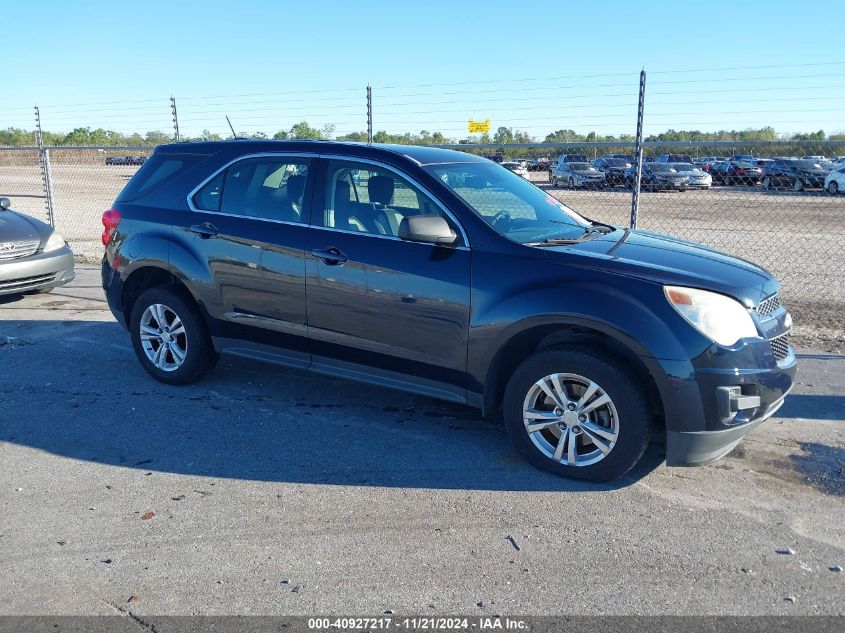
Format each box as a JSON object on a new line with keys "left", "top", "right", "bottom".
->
{"left": 170, "top": 96, "right": 181, "bottom": 142}
{"left": 366, "top": 84, "right": 373, "bottom": 145}
{"left": 630, "top": 68, "right": 646, "bottom": 229}
{"left": 34, "top": 106, "right": 56, "bottom": 228}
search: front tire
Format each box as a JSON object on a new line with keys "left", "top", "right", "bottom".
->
{"left": 793, "top": 178, "right": 804, "bottom": 192}
{"left": 129, "top": 286, "right": 218, "bottom": 385}
{"left": 503, "top": 349, "right": 651, "bottom": 482}
{"left": 828, "top": 181, "right": 839, "bottom": 195}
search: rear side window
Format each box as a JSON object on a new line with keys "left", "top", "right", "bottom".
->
{"left": 192, "top": 156, "right": 311, "bottom": 223}
{"left": 117, "top": 153, "right": 206, "bottom": 201}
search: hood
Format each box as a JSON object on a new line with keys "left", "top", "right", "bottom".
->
{"left": 0, "top": 209, "right": 50, "bottom": 243}
{"left": 541, "top": 228, "right": 777, "bottom": 304}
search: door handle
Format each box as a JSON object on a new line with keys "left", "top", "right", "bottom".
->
{"left": 311, "top": 247, "right": 347, "bottom": 265}
{"left": 189, "top": 222, "right": 219, "bottom": 238}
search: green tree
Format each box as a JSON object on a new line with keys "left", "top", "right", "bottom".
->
{"left": 289, "top": 121, "right": 322, "bottom": 139}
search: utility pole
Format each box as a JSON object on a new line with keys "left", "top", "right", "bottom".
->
{"left": 34, "top": 106, "right": 55, "bottom": 227}
{"left": 630, "top": 68, "right": 646, "bottom": 229}
{"left": 170, "top": 96, "right": 181, "bottom": 142}
{"left": 366, "top": 84, "right": 373, "bottom": 145}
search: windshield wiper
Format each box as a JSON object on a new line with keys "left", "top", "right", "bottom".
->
{"left": 525, "top": 225, "right": 614, "bottom": 247}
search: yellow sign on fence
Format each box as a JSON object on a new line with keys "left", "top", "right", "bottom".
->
{"left": 468, "top": 118, "right": 490, "bottom": 133}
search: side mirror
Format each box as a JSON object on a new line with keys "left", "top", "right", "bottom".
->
{"left": 398, "top": 215, "right": 457, "bottom": 246}
{"left": 0, "top": 197, "right": 10, "bottom": 210}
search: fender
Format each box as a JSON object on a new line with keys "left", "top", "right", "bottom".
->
{"left": 469, "top": 278, "right": 705, "bottom": 432}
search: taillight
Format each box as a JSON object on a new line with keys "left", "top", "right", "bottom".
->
{"left": 101, "top": 208, "right": 121, "bottom": 246}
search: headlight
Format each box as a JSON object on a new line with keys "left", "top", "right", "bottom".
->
{"left": 664, "top": 286, "right": 759, "bottom": 346}
{"left": 44, "top": 232, "right": 66, "bottom": 252}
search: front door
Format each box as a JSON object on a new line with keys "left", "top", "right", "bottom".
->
{"left": 304, "top": 158, "right": 471, "bottom": 401}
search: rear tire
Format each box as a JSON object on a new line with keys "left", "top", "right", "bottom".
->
{"left": 503, "top": 348, "right": 651, "bottom": 482}
{"left": 763, "top": 177, "right": 770, "bottom": 190}
{"left": 129, "top": 286, "right": 218, "bottom": 385}
{"left": 793, "top": 179, "right": 804, "bottom": 192}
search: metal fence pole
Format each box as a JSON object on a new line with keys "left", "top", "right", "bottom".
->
{"left": 366, "top": 85, "right": 373, "bottom": 145}
{"left": 170, "top": 96, "right": 181, "bottom": 142}
{"left": 630, "top": 68, "right": 646, "bottom": 229}
{"left": 34, "top": 106, "right": 56, "bottom": 227}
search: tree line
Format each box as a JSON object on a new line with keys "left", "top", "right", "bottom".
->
{"left": 1, "top": 123, "right": 841, "bottom": 148}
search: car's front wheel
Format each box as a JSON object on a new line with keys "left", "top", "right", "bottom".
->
{"left": 828, "top": 180, "right": 839, "bottom": 195}
{"left": 503, "top": 349, "right": 651, "bottom": 482}
{"left": 129, "top": 286, "right": 218, "bottom": 385}
{"left": 793, "top": 178, "right": 804, "bottom": 192}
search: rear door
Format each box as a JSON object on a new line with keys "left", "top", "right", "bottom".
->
{"left": 304, "top": 157, "right": 472, "bottom": 401}
{"left": 183, "top": 154, "right": 313, "bottom": 360}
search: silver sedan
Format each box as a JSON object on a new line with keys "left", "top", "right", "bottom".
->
{"left": 0, "top": 197, "right": 75, "bottom": 296}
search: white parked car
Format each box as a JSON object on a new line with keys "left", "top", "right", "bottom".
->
{"left": 501, "top": 161, "right": 529, "bottom": 179}
{"left": 669, "top": 163, "right": 712, "bottom": 189}
{"left": 824, "top": 166, "right": 845, "bottom": 194}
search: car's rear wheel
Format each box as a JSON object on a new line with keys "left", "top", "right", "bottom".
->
{"left": 724, "top": 175, "right": 732, "bottom": 186}
{"left": 793, "top": 178, "right": 804, "bottom": 192}
{"left": 763, "top": 177, "right": 770, "bottom": 189}
{"left": 129, "top": 286, "right": 218, "bottom": 385}
{"left": 503, "top": 349, "right": 651, "bottom": 482}
{"left": 828, "top": 181, "right": 839, "bottom": 195}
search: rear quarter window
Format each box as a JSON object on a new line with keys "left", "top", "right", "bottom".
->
{"left": 117, "top": 153, "right": 207, "bottom": 202}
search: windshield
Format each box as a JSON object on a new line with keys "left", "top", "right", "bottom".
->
{"left": 425, "top": 162, "right": 593, "bottom": 244}
{"left": 604, "top": 159, "right": 629, "bottom": 167}
{"left": 670, "top": 163, "right": 696, "bottom": 171}
{"left": 794, "top": 160, "right": 822, "bottom": 169}
{"left": 651, "top": 164, "right": 678, "bottom": 173}
{"left": 569, "top": 163, "right": 593, "bottom": 170}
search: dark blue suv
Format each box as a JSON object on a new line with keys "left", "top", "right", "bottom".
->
{"left": 102, "top": 140, "right": 796, "bottom": 482}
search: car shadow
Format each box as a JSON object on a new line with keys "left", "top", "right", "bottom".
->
{"left": 0, "top": 319, "right": 665, "bottom": 492}
{"left": 777, "top": 394, "right": 845, "bottom": 422}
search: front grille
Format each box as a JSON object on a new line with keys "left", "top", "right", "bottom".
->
{"left": 756, "top": 293, "right": 781, "bottom": 318}
{"left": 0, "top": 273, "right": 55, "bottom": 290}
{"left": 0, "top": 240, "right": 40, "bottom": 260}
{"left": 770, "top": 333, "right": 791, "bottom": 362}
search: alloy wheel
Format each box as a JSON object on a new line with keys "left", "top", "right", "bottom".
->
{"left": 139, "top": 303, "right": 188, "bottom": 372}
{"left": 521, "top": 373, "right": 619, "bottom": 467}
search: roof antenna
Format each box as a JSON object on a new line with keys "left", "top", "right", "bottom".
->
{"left": 226, "top": 115, "right": 237, "bottom": 139}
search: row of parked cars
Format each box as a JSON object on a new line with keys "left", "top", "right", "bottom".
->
{"left": 695, "top": 155, "right": 845, "bottom": 193}
{"left": 517, "top": 153, "right": 845, "bottom": 194}
{"left": 105, "top": 155, "right": 147, "bottom": 166}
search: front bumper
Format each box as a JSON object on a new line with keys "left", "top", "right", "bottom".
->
{"left": 665, "top": 337, "right": 797, "bottom": 466}
{"left": 666, "top": 385, "right": 791, "bottom": 466}
{"left": 0, "top": 246, "right": 75, "bottom": 295}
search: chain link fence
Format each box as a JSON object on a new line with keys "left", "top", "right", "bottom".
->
{"left": 1, "top": 63, "right": 843, "bottom": 350}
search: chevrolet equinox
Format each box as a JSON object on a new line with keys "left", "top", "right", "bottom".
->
{"left": 102, "top": 141, "right": 796, "bottom": 482}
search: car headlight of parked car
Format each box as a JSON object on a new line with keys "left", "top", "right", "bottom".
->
{"left": 44, "top": 232, "right": 67, "bottom": 252}
{"left": 664, "top": 286, "right": 759, "bottom": 346}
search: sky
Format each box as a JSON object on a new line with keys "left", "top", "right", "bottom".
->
{"left": 2, "top": 0, "right": 843, "bottom": 140}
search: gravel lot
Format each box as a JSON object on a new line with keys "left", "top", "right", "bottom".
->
{"left": 0, "top": 266, "right": 843, "bottom": 616}
{"left": 1, "top": 160, "right": 843, "bottom": 348}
